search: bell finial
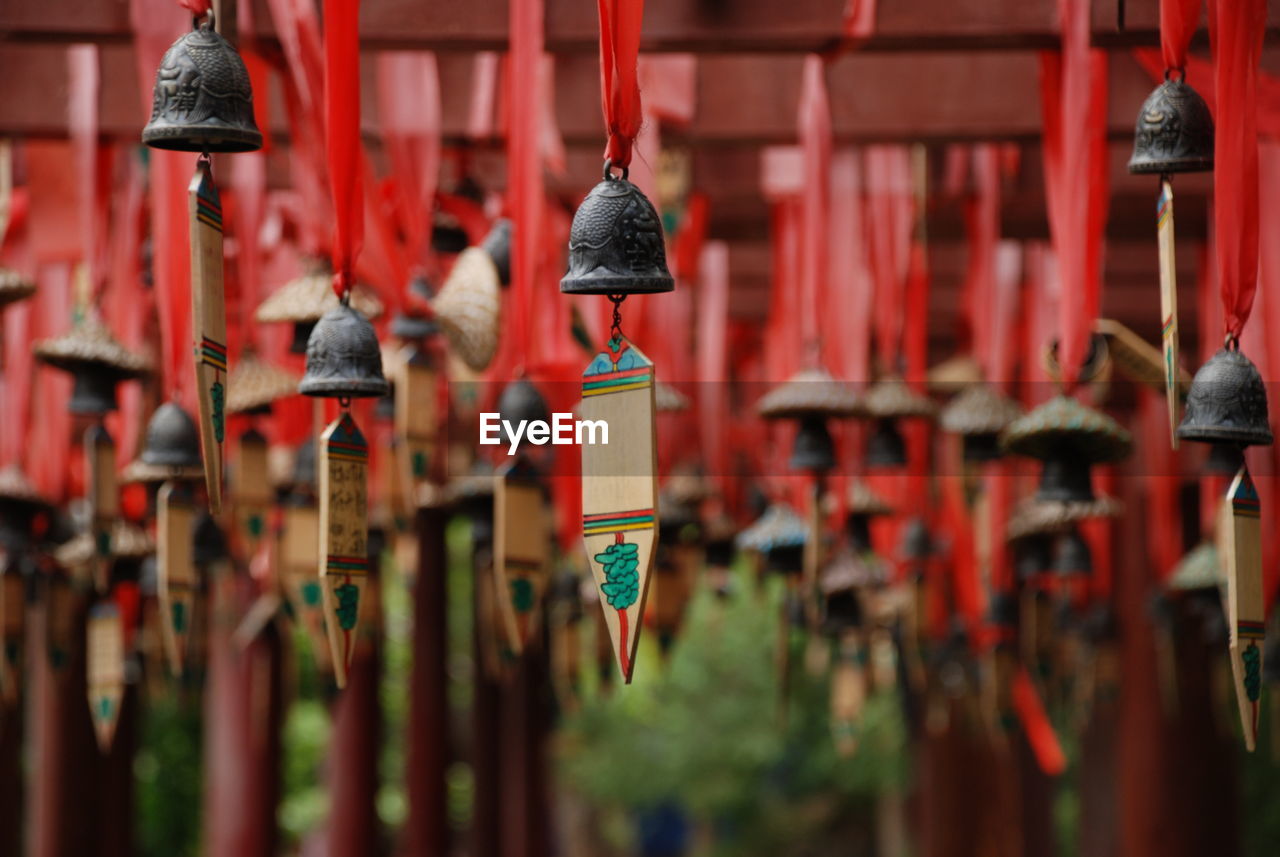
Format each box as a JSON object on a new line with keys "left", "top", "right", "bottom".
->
{"left": 560, "top": 164, "right": 674, "bottom": 296}
{"left": 299, "top": 303, "right": 389, "bottom": 399}
{"left": 142, "top": 18, "right": 263, "bottom": 153}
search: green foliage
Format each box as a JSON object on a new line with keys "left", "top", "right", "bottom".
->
{"left": 135, "top": 694, "right": 203, "bottom": 857}
{"left": 557, "top": 572, "right": 906, "bottom": 855}
{"left": 595, "top": 542, "right": 640, "bottom": 610}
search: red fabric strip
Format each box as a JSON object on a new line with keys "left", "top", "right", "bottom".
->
{"left": 1040, "top": 0, "right": 1109, "bottom": 389}
{"left": 1012, "top": 668, "right": 1066, "bottom": 774}
{"left": 595, "top": 0, "right": 644, "bottom": 167}
{"left": 509, "top": 0, "right": 544, "bottom": 368}
{"left": 797, "top": 56, "right": 831, "bottom": 362}
{"left": 1160, "top": 0, "right": 1202, "bottom": 73}
{"left": 179, "top": 0, "right": 211, "bottom": 17}
{"left": 323, "top": 0, "right": 363, "bottom": 295}
{"left": 1210, "top": 0, "right": 1267, "bottom": 339}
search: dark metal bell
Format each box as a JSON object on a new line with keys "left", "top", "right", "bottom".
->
{"left": 142, "top": 21, "right": 263, "bottom": 153}
{"left": 1177, "top": 348, "right": 1273, "bottom": 447}
{"left": 865, "top": 419, "right": 906, "bottom": 469}
{"left": 299, "top": 303, "right": 389, "bottom": 399}
{"left": 987, "top": 591, "right": 1019, "bottom": 635}
{"left": 1127, "top": 77, "right": 1214, "bottom": 175}
{"left": 496, "top": 378, "right": 549, "bottom": 451}
{"left": 898, "top": 517, "right": 933, "bottom": 563}
{"left": 1035, "top": 452, "right": 1094, "bottom": 503}
{"left": 847, "top": 513, "right": 873, "bottom": 554}
{"left": 789, "top": 416, "right": 835, "bottom": 473}
{"left": 962, "top": 433, "right": 1002, "bottom": 463}
{"left": 293, "top": 440, "right": 317, "bottom": 493}
{"left": 289, "top": 322, "right": 315, "bottom": 356}
{"left": 823, "top": 590, "right": 864, "bottom": 635}
{"left": 140, "top": 402, "right": 202, "bottom": 469}
{"left": 192, "top": 512, "right": 228, "bottom": 566}
{"left": 767, "top": 544, "right": 805, "bottom": 577}
{"left": 561, "top": 169, "right": 674, "bottom": 296}
{"left": 1053, "top": 530, "right": 1093, "bottom": 577}
{"left": 68, "top": 365, "right": 123, "bottom": 417}
{"left": 481, "top": 219, "right": 513, "bottom": 287}
{"left": 1015, "top": 535, "right": 1053, "bottom": 583}
{"left": 390, "top": 312, "right": 437, "bottom": 343}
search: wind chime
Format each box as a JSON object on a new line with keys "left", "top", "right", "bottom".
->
{"left": 139, "top": 402, "right": 205, "bottom": 676}
{"left": 33, "top": 318, "right": 150, "bottom": 590}
{"left": 563, "top": 0, "right": 673, "bottom": 683}
{"left": 492, "top": 379, "right": 551, "bottom": 656}
{"left": 142, "top": 0, "right": 263, "bottom": 516}
{"left": 1126, "top": 0, "right": 1214, "bottom": 445}
{"left": 297, "top": 0, "right": 388, "bottom": 689}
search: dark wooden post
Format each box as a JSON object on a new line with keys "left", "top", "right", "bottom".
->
{"left": 0, "top": 681, "right": 25, "bottom": 856}
{"left": 203, "top": 572, "right": 283, "bottom": 857}
{"left": 326, "top": 537, "right": 384, "bottom": 857}
{"left": 405, "top": 506, "right": 451, "bottom": 857}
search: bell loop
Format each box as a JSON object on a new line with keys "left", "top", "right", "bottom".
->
{"left": 1163, "top": 66, "right": 1185, "bottom": 82}
{"left": 608, "top": 294, "right": 626, "bottom": 341}
{"left": 1224, "top": 332, "right": 1240, "bottom": 351}
{"left": 602, "top": 160, "right": 630, "bottom": 182}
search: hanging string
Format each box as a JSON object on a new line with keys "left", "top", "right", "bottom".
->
{"left": 323, "top": 0, "right": 364, "bottom": 300}
{"left": 1211, "top": 0, "right": 1266, "bottom": 340}
{"left": 596, "top": 0, "right": 645, "bottom": 169}
{"left": 797, "top": 56, "right": 830, "bottom": 365}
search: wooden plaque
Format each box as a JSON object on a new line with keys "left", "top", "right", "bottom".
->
{"left": 318, "top": 413, "right": 371, "bottom": 688}
{"left": 494, "top": 464, "right": 548, "bottom": 655}
{"left": 1156, "top": 180, "right": 1181, "bottom": 447}
{"left": 1220, "top": 465, "right": 1265, "bottom": 751}
{"left": 830, "top": 632, "right": 867, "bottom": 757}
{"left": 579, "top": 336, "right": 659, "bottom": 683}
{"left": 87, "top": 601, "right": 125, "bottom": 752}
{"left": 157, "top": 481, "right": 196, "bottom": 677}
{"left": 395, "top": 349, "right": 437, "bottom": 507}
{"left": 280, "top": 503, "right": 331, "bottom": 673}
{"left": 190, "top": 161, "right": 227, "bottom": 514}
{"left": 231, "top": 428, "right": 272, "bottom": 552}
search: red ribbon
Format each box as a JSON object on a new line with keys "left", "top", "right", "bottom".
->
{"left": 323, "top": 0, "right": 363, "bottom": 296}
{"left": 798, "top": 57, "right": 831, "bottom": 363}
{"left": 1160, "top": 0, "right": 1202, "bottom": 73}
{"left": 596, "top": 0, "right": 645, "bottom": 168}
{"left": 1210, "top": 0, "right": 1266, "bottom": 340}
{"left": 509, "top": 0, "right": 544, "bottom": 368}
{"left": 178, "top": 0, "right": 211, "bottom": 17}
{"left": 1039, "top": 0, "right": 1109, "bottom": 390}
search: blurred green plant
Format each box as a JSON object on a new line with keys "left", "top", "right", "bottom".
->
{"left": 135, "top": 692, "right": 203, "bottom": 857}
{"left": 557, "top": 571, "right": 906, "bottom": 856}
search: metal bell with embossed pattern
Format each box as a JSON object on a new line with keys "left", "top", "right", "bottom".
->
{"left": 1177, "top": 348, "right": 1273, "bottom": 447}
{"left": 142, "top": 20, "right": 262, "bottom": 153}
{"left": 299, "top": 303, "right": 389, "bottom": 399}
{"left": 561, "top": 167, "right": 674, "bottom": 295}
{"left": 1127, "top": 77, "right": 1214, "bottom": 175}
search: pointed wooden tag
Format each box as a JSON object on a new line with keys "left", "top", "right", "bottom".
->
{"left": 280, "top": 503, "right": 331, "bottom": 673}
{"left": 87, "top": 601, "right": 125, "bottom": 752}
{"left": 580, "top": 336, "right": 659, "bottom": 683}
{"left": 190, "top": 160, "right": 227, "bottom": 514}
{"left": 1220, "top": 465, "right": 1265, "bottom": 751}
{"left": 231, "top": 428, "right": 272, "bottom": 554}
{"left": 318, "top": 412, "right": 371, "bottom": 688}
{"left": 1156, "top": 179, "right": 1181, "bottom": 447}
{"left": 494, "top": 462, "right": 549, "bottom": 655}
{"left": 831, "top": 632, "right": 867, "bottom": 757}
{"left": 0, "top": 572, "right": 22, "bottom": 705}
{"left": 395, "top": 348, "right": 437, "bottom": 510}
{"left": 156, "top": 481, "right": 196, "bottom": 677}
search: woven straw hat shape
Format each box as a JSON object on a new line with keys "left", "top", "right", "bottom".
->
{"left": 34, "top": 316, "right": 150, "bottom": 375}
{"left": 433, "top": 248, "right": 501, "bottom": 372}
{"left": 255, "top": 269, "right": 383, "bottom": 324}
